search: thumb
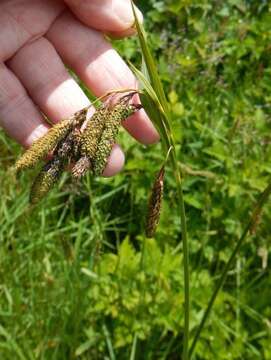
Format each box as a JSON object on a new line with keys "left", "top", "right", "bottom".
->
{"left": 64, "top": 0, "right": 143, "bottom": 33}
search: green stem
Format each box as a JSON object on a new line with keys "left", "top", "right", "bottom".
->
{"left": 160, "top": 127, "right": 189, "bottom": 359}
{"left": 155, "top": 128, "right": 189, "bottom": 358}
{"left": 170, "top": 151, "right": 189, "bottom": 360}
{"left": 179, "top": 187, "right": 189, "bottom": 360}
{"left": 129, "top": 3, "right": 190, "bottom": 354}
{"left": 189, "top": 181, "right": 271, "bottom": 359}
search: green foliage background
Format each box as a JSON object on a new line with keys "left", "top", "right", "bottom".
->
{"left": 0, "top": 1, "right": 271, "bottom": 359}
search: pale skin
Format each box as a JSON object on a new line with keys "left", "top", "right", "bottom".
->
{"left": 0, "top": 0, "right": 159, "bottom": 177}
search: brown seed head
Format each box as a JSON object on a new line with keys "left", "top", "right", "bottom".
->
{"left": 30, "top": 159, "right": 63, "bottom": 205}
{"left": 146, "top": 166, "right": 165, "bottom": 238}
{"left": 72, "top": 156, "right": 91, "bottom": 179}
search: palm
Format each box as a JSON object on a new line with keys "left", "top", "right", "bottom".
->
{"left": 0, "top": 0, "right": 158, "bottom": 177}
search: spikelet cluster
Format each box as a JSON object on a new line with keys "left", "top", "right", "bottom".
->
{"left": 15, "top": 119, "right": 71, "bottom": 173}
{"left": 29, "top": 132, "right": 78, "bottom": 204}
{"left": 93, "top": 104, "right": 137, "bottom": 176}
{"left": 72, "top": 107, "right": 108, "bottom": 178}
{"left": 14, "top": 92, "right": 142, "bottom": 204}
{"left": 30, "top": 159, "right": 62, "bottom": 204}
{"left": 15, "top": 108, "right": 87, "bottom": 173}
{"left": 81, "top": 107, "right": 109, "bottom": 159}
{"left": 15, "top": 91, "right": 165, "bottom": 234}
{"left": 146, "top": 166, "right": 165, "bottom": 238}
{"left": 72, "top": 156, "right": 91, "bottom": 178}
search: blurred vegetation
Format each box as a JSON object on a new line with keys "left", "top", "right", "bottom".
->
{"left": 1, "top": 1, "right": 271, "bottom": 359}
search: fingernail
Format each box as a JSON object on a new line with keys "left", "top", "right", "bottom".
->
{"left": 114, "top": 1, "right": 143, "bottom": 28}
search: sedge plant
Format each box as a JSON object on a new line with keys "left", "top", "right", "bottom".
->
{"left": 9, "top": 2, "right": 271, "bottom": 358}
{"left": 130, "top": 2, "right": 271, "bottom": 359}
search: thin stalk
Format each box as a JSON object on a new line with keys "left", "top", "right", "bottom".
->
{"left": 189, "top": 181, "right": 271, "bottom": 358}
{"left": 141, "top": 65, "right": 190, "bottom": 360}
{"left": 170, "top": 150, "right": 189, "bottom": 360}
{"left": 157, "top": 128, "right": 189, "bottom": 358}
{"left": 102, "top": 324, "right": 116, "bottom": 360}
{"left": 140, "top": 235, "right": 147, "bottom": 270}
{"left": 147, "top": 77, "right": 190, "bottom": 359}
{"left": 154, "top": 125, "right": 189, "bottom": 358}
{"left": 129, "top": 333, "right": 138, "bottom": 360}
{"left": 146, "top": 121, "right": 190, "bottom": 358}
{"left": 93, "top": 88, "right": 138, "bottom": 106}
{"left": 160, "top": 127, "right": 189, "bottom": 359}
{"left": 130, "top": 3, "right": 190, "bottom": 357}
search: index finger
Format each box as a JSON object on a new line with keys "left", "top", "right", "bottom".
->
{"left": 64, "top": 0, "right": 143, "bottom": 34}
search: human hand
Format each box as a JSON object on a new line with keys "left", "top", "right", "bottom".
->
{"left": 0, "top": 0, "right": 159, "bottom": 176}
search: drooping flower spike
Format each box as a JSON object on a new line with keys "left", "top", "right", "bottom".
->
{"left": 14, "top": 91, "right": 142, "bottom": 204}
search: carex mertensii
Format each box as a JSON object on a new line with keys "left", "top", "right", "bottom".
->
{"left": 14, "top": 92, "right": 142, "bottom": 204}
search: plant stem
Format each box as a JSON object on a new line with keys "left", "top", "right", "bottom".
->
{"left": 189, "top": 181, "right": 271, "bottom": 359}
{"left": 170, "top": 151, "right": 189, "bottom": 360}
{"left": 129, "top": 333, "right": 138, "bottom": 360}
{"left": 160, "top": 133, "right": 189, "bottom": 359}
{"left": 179, "top": 187, "right": 189, "bottom": 360}
{"left": 156, "top": 116, "right": 190, "bottom": 359}
{"left": 103, "top": 324, "right": 116, "bottom": 360}
{"left": 129, "top": 3, "right": 190, "bottom": 356}
{"left": 154, "top": 130, "right": 189, "bottom": 359}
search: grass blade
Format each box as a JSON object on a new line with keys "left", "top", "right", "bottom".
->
{"left": 129, "top": 333, "right": 138, "bottom": 360}
{"left": 102, "top": 324, "right": 116, "bottom": 360}
{"left": 189, "top": 181, "right": 271, "bottom": 358}
{"left": 0, "top": 326, "right": 27, "bottom": 360}
{"left": 131, "top": 2, "right": 169, "bottom": 116}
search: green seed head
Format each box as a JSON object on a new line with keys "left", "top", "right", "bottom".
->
{"left": 14, "top": 107, "right": 88, "bottom": 173}
{"left": 30, "top": 159, "right": 63, "bottom": 205}
{"left": 80, "top": 107, "right": 109, "bottom": 159}
{"left": 93, "top": 104, "right": 138, "bottom": 176}
{"left": 13, "top": 94, "right": 143, "bottom": 204}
